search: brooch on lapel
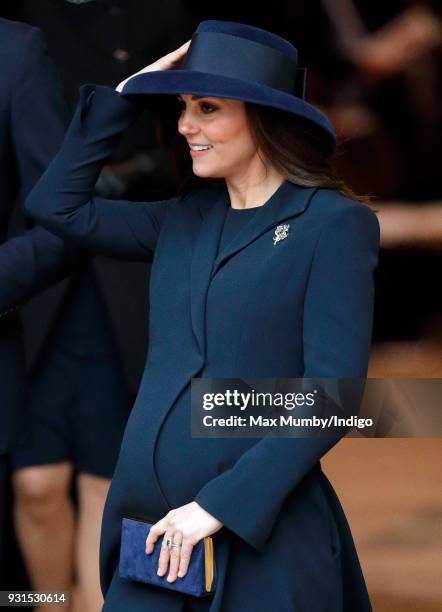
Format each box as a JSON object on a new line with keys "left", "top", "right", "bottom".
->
{"left": 273, "top": 223, "right": 290, "bottom": 245}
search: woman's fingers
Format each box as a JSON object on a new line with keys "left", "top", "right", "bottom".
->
{"left": 173, "top": 40, "right": 191, "bottom": 55}
{"left": 144, "top": 503, "right": 215, "bottom": 580}
{"left": 171, "top": 40, "right": 191, "bottom": 57}
{"left": 150, "top": 40, "right": 190, "bottom": 71}
{"left": 166, "top": 531, "right": 183, "bottom": 582}
{"left": 116, "top": 40, "right": 191, "bottom": 91}
{"left": 177, "top": 541, "right": 194, "bottom": 578}
{"left": 145, "top": 518, "right": 167, "bottom": 554}
{"left": 157, "top": 529, "right": 174, "bottom": 576}
{"left": 146, "top": 525, "right": 195, "bottom": 581}
{"left": 160, "top": 40, "right": 191, "bottom": 70}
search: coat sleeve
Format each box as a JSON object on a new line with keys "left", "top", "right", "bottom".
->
{"left": 0, "top": 25, "right": 81, "bottom": 315}
{"left": 194, "top": 203, "right": 380, "bottom": 551}
{"left": 24, "top": 83, "right": 179, "bottom": 261}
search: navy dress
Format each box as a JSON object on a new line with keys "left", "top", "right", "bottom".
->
{"left": 217, "top": 206, "right": 259, "bottom": 254}
{"left": 12, "top": 268, "right": 130, "bottom": 479}
{"left": 25, "top": 85, "right": 379, "bottom": 612}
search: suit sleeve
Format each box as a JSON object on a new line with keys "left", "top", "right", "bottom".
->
{"left": 25, "top": 83, "right": 179, "bottom": 261}
{"left": 0, "top": 26, "right": 81, "bottom": 314}
{"left": 194, "top": 203, "right": 380, "bottom": 551}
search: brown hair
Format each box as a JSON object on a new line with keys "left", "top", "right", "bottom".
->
{"left": 244, "top": 103, "right": 370, "bottom": 203}
{"left": 175, "top": 101, "right": 370, "bottom": 204}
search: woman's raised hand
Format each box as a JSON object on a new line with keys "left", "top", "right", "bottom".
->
{"left": 115, "top": 40, "right": 191, "bottom": 93}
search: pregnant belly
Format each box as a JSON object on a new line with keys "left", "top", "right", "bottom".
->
{"left": 155, "top": 386, "right": 257, "bottom": 509}
{"left": 107, "top": 383, "right": 257, "bottom": 519}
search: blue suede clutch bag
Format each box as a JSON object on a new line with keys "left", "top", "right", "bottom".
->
{"left": 119, "top": 517, "right": 216, "bottom": 597}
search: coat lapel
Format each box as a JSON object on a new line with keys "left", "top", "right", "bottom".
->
{"left": 189, "top": 180, "right": 317, "bottom": 356}
{"left": 212, "top": 180, "right": 316, "bottom": 276}
{"left": 190, "top": 187, "right": 229, "bottom": 356}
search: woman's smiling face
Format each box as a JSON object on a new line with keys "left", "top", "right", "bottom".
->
{"left": 177, "top": 94, "right": 260, "bottom": 179}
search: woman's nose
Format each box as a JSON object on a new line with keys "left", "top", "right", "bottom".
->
{"left": 178, "top": 112, "right": 198, "bottom": 136}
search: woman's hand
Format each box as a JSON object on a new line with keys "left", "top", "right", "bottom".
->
{"left": 145, "top": 501, "right": 223, "bottom": 583}
{"left": 115, "top": 40, "right": 191, "bottom": 93}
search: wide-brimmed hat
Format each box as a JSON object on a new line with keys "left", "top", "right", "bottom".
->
{"left": 120, "top": 20, "right": 336, "bottom": 146}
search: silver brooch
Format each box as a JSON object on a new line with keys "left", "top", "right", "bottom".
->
{"left": 273, "top": 223, "right": 290, "bottom": 245}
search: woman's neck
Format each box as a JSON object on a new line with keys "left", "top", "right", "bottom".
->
{"left": 225, "top": 169, "right": 286, "bottom": 210}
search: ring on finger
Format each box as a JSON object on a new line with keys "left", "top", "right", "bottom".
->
{"left": 166, "top": 537, "right": 182, "bottom": 550}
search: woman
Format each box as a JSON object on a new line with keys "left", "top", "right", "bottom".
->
{"left": 25, "top": 20, "right": 379, "bottom": 612}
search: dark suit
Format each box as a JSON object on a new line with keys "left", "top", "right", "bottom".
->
{"left": 26, "top": 85, "right": 379, "bottom": 612}
{"left": 0, "top": 18, "right": 79, "bottom": 578}
{"left": 3, "top": 0, "right": 194, "bottom": 395}
{"left": 0, "top": 18, "right": 76, "bottom": 456}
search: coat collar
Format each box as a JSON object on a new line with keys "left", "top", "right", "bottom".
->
{"left": 189, "top": 179, "right": 317, "bottom": 356}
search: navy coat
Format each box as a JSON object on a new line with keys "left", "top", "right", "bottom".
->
{"left": 26, "top": 85, "right": 379, "bottom": 611}
{"left": 0, "top": 18, "right": 79, "bottom": 454}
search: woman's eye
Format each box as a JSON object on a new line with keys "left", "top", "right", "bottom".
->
{"left": 201, "top": 102, "right": 216, "bottom": 113}
{"left": 176, "top": 100, "right": 216, "bottom": 114}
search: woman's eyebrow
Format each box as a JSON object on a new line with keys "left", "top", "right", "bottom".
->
{"left": 177, "top": 95, "right": 212, "bottom": 101}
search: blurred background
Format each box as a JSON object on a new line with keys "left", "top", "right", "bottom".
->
{"left": 1, "top": 1, "right": 441, "bottom": 611}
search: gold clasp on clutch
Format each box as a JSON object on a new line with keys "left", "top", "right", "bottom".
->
{"left": 204, "top": 537, "right": 214, "bottom": 592}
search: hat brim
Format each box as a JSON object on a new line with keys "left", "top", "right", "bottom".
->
{"left": 120, "top": 70, "right": 336, "bottom": 146}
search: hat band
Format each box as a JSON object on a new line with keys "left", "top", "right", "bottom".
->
{"left": 182, "top": 31, "right": 297, "bottom": 95}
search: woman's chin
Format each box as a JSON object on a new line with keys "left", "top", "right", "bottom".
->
{"left": 192, "top": 165, "right": 220, "bottom": 178}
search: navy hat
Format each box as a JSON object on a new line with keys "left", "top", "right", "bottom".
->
{"left": 120, "top": 20, "right": 336, "bottom": 146}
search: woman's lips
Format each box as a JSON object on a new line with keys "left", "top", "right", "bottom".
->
{"left": 190, "top": 147, "right": 213, "bottom": 157}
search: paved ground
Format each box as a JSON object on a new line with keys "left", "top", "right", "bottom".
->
{"left": 323, "top": 439, "right": 441, "bottom": 612}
